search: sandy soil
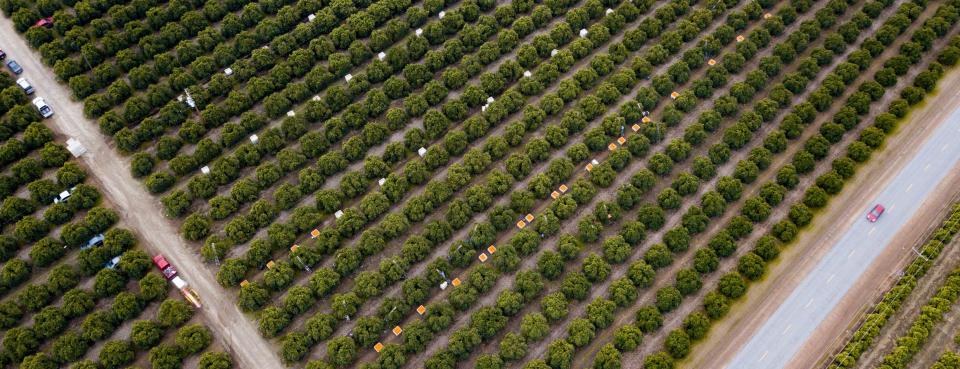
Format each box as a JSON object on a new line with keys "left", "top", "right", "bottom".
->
{"left": 0, "top": 15, "right": 284, "bottom": 369}
{"left": 685, "top": 49, "right": 960, "bottom": 369}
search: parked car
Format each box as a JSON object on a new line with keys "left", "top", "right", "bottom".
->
{"left": 6, "top": 59, "right": 22, "bottom": 74}
{"left": 34, "top": 17, "right": 53, "bottom": 28}
{"left": 105, "top": 256, "right": 121, "bottom": 269}
{"left": 866, "top": 204, "right": 885, "bottom": 222}
{"left": 16, "top": 78, "right": 33, "bottom": 94}
{"left": 33, "top": 97, "right": 53, "bottom": 118}
{"left": 0, "top": 49, "right": 6, "bottom": 60}
{"left": 81, "top": 234, "right": 104, "bottom": 250}
{"left": 53, "top": 186, "right": 76, "bottom": 203}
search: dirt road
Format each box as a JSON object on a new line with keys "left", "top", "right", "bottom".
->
{"left": 685, "top": 64, "right": 960, "bottom": 369}
{"left": 0, "top": 16, "right": 284, "bottom": 369}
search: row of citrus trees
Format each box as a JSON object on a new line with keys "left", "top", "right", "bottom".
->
{"left": 280, "top": 0, "right": 749, "bottom": 364}
{"left": 441, "top": 0, "right": 914, "bottom": 366}
{"left": 238, "top": 0, "right": 675, "bottom": 336}
{"left": 396, "top": 0, "right": 944, "bottom": 364}
{"left": 296, "top": 0, "right": 820, "bottom": 365}
{"left": 827, "top": 202, "right": 960, "bottom": 368}
{"left": 211, "top": 0, "right": 641, "bottom": 331}
{"left": 628, "top": 4, "right": 960, "bottom": 368}
{"left": 151, "top": 0, "right": 513, "bottom": 272}
{"left": 0, "top": 70, "right": 236, "bottom": 368}
{"left": 877, "top": 267, "right": 960, "bottom": 368}
{"left": 344, "top": 0, "right": 832, "bottom": 360}
{"left": 188, "top": 0, "right": 588, "bottom": 281}
{"left": 253, "top": 0, "right": 688, "bottom": 362}
{"left": 932, "top": 350, "right": 960, "bottom": 369}
{"left": 481, "top": 0, "right": 897, "bottom": 366}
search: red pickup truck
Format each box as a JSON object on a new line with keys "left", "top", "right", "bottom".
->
{"left": 152, "top": 255, "right": 178, "bottom": 279}
{"left": 152, "top": 254, "right": 201, "bottom": 308}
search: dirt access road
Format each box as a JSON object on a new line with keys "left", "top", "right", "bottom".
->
{"left": 686, "top": 66, "right": 960, "bottom": 369}
{"left": 0, "top": 16, "right": 284, "bottom": 369}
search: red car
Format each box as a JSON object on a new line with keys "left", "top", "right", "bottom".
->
{"left": 34, "top": 17, "right": 53, "bottom": 28}
{"left": 866, "top": 204, "right": 885, "bottom": 222}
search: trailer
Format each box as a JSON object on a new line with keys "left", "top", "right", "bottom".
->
{"left": 153, "top": 254, "right": 200, "bottom": 308}
{"left": 171, "top": 276, "right": 202, "bottom": 308}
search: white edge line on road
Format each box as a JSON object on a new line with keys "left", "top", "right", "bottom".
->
{"left": 924, "top": 163, "right": 931, "bottom": 171}
{"left": 759, "top": 351, "right": 768, "bottom": 362}
{"left": 848, "top": 249, "right": 856, "bottom": 259}
{"left": 906, "top": 183, "right": 914, "bottom": 192}
{"left": 943, "top": 143, "right": 950, "bottom": 152}
{"left": 869, "top": 227, "right": 876, "bottom": 235}
{"left": 783, "top": 324, "right": 793, "bottom": 335}
{"left": 805, "top": 298, "right": 814, "bottom": 309}
{"left": 826, "top": 274, "right": 835, "bottom": 283}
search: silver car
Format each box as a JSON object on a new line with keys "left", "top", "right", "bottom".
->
{"left": 16, "top": 78, "right": 33, "bottom": 94}
{"left": 105, "top": 256, "right": 121, "bottom": 269}
{"left": 81, "top": 234, "right": 105, "bottom": 250}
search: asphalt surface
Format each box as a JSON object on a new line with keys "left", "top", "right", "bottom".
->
{"left": 0, "top": 16, "right": 284, "bottom": 369}
{"left": 722, "top": 105, "right": 960, "bottom": 369}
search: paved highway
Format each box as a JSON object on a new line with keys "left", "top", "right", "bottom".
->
{"left": 723, "top": 105, "right": 960, "bottom": 369}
